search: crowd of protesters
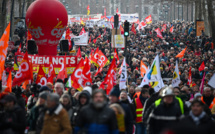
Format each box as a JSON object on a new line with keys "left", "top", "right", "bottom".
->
{"left": 0, "top": 20, "right": 215, "bottom": 134}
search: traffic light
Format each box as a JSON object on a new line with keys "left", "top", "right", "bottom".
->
{"left": 124, "top": 20, "right": 129, "bottom": 37}
{"left": 114, "top": 14, "right": 119, "bottom": 28}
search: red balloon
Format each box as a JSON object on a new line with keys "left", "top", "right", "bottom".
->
{"left": 26, "top": 0, "right": 68, "bottom": 56}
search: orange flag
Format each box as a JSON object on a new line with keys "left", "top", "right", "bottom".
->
{"left": 12, "top": 52, "right": 32, "bottom": 86}
{"left": 22, "top": 80, "right": 31, "bottom": 90}
{"left": 140, "top": 61, "right": 148, "bottom": 77}
{"left": 0, "top": 23, "right": 10, "bottom": 80}
{"left": 170, "top": 26, "right": 174, "bottom": 33}
{"left": 57, "top": 55, "right": 67, "bottom": 80}
{"left": 176, "top": 47, "right": 187, "bottom": 58}
{"left": 27, "top": 30, "right": 32, "bottom": 40}
{"left": 5, "top": 71, "right": 12, "bottom": 92}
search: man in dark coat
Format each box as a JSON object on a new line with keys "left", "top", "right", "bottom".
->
{"left": 0, "top": 94, "right": 26, "bottom": 134}
{"left": 76, "top": 89, "right": 118, "bottom": 134}
{"left": 109, "top": 85, "right": 133, "bottom": 134}
{"left": 172, "top": 99, "right": 215, "bottom": 134}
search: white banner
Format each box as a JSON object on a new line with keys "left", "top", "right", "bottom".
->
{"left": 172, "top": 61, "right": 180, "bottom": 87}
{"left": 119, "top": 58, "right": 127, "bottom": 90}
{"left": 208, "top": 74, "right": 215, "bottom": 88}
{"left": 114, "top": 35, "right": 124, "bottom": 48}
{"left": 71, "top": 32, "right": 88, "bottom": 46}
{"left": 120, "top": 13, "right": 139, "bottom": 23}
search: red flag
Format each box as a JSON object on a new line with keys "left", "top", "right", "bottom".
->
{"left": 79, "top": 27, "right": 86, "bottom": 35}
{"left": 15, "top": 43, "right": 22, "bottom": 55}
{"left": 6, "top": 71, "right": 12, "bottom": 93}
{"left": 57, "top": 55, "right": 67, "bottom": 80}
{"left": 170, "top": 26, "right": 174, "bottom": 33}
{"left": 120, "top": 25, "right": 124, "bottom": 34}
{"left": 114, "top": 48, "right": 119, "bottom": 65}
{"left": 94, "top": 67, "right": 103, "bottom": 77}
{"left": 131, "top": 23, "right": 136, "bottom": 34}
{"left": 199, "top": 72, "right": 205, "bottom": 94}
{"left": 116, "top": 8, "right": 119, "bottom": 14}
{"left": 176, "top": 47, "right": 187, "bottom": 58}
{"left": 88, "top": 36, "right": 91, "bottom": 44}
{"left": 187, "top": 67, "right": 193, "bottom": 87}
{"left": 199, "top": 61, "right": 205, "bottom": 72}
{"left": 155, "top": 28, "right": 163, "bottom": 39}
{"left": 89, "top": 49, "right": 94, "bottom": 64}
{"left": 145, "top": 15, "right": 152, "bottom": 24}
{"left": 93, "top": 34, "right": 101, "bottom": 44}
{"left": 103, "top": 28, "right": 107, "bottom": 36}
{"left": 82, "top": 57, "right": 92, "bottom": 85}
{"left": 0, "top": 23, "right": 10, "bottom": 80}
{"left": 36, "top": 65, "right": 47, "bottom": 86}
{"left": 77, "top": 47, "right": 82, "bottom": 58}
{"left": 47, "top": 63, "right": 56, "bottom": 83}
{"left": 138, "top": 21, "right": 147, "bottom": 30}
{"left": 65, "top": 28, "right": 72, "bottom": 50}
{"left": 91, "top": 50, "right": 109, "bottom": 67}
{"left": 70, "top": 59, "right": 85, "bottom": 91}
{"left": 161, "top": 24, "right": 167, "bottom": 32}
{"left": 104, "top": 7, "right": 106, "bottom": 16}
{"left": 27, "top": 30, "right": 32, "bottom": 40}
{"left": 99, "top": 58, "right": 117, "bottom": 94}
{"left": 12, "top": 52, "right": 32, "bottom": 86}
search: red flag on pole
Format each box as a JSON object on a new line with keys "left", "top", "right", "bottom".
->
{"left": 104, "top": 7, "right": 106, "bottom": 16}
{"left": 199, "top": 61, "right": 205, "bottom": 72}
{"left": 99, "top": 58, "right": 117, "bottom": 94}
{"left": 155, "top": 28, "right": 163, "bottom": 39}
{"left": 145, "top": 15, "right": 152, "bottom": 24}
{"left": 47, "top": 63, "right": 56, "bottom": 83}
{"left": 70, "top": 59, "right": 85, "bottom": 91}
{"left": 82, "top": 57, "right": 92, "bottom": 85}
{"left": 187, "top": 67, "right": 193, "bottom": 87}
{"left": 116, "top": 8, "right": 119, "bottom": 14}
{"left": 57, "top": 55, "right": 67, "bottom": 80}
{"left": 131, "top": 23, "right": 136, "bottom": 34}
{"left": 12, "top": 52, "right": 33, "bottom": 86}
{"left": 36, "top": 65, "right": 47, "bottom": 86}
{"left": 79, "top": 27, "right": 86, "bottom": 35}
{"left": 6, "top": 71, "right": 12, "bottom": 93}
{"left": 199, "top": 72, "right": 205, "bottom": 94}
{"left": 77, "top": 47, "right": 82, "bottom": 58}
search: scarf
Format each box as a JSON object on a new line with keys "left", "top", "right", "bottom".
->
{"left": 189, "top": 111, "right": 206, "bottom": 125}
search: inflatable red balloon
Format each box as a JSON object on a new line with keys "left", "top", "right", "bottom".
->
{"left": 26, "top": 0, "right": 68, "bottom": 56}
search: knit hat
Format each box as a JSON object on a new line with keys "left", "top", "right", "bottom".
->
{"left": 39, "top": 86, "right": 51, "bottom": 92}
{"left": 194, "top": 93, "right": 202, "bottom": 99}
{"left": 110, "top": 85, "right": 120, "bottom": 97}
{"left": 39, "top": 91, "right": 49, "bottom": 100}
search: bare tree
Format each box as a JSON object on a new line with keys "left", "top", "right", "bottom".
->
{"left": 18, "top": 0, "right": 22, "bottom": 17}
{"left": 206, "top": 0, "right": 215, "bottom": 44}
{"left": 0, "top": 0, "right": 7, "bottom": 35}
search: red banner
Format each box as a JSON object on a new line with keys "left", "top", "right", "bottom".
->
{"left": 14, "top": 55, "right": 77, "bottom": 74}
